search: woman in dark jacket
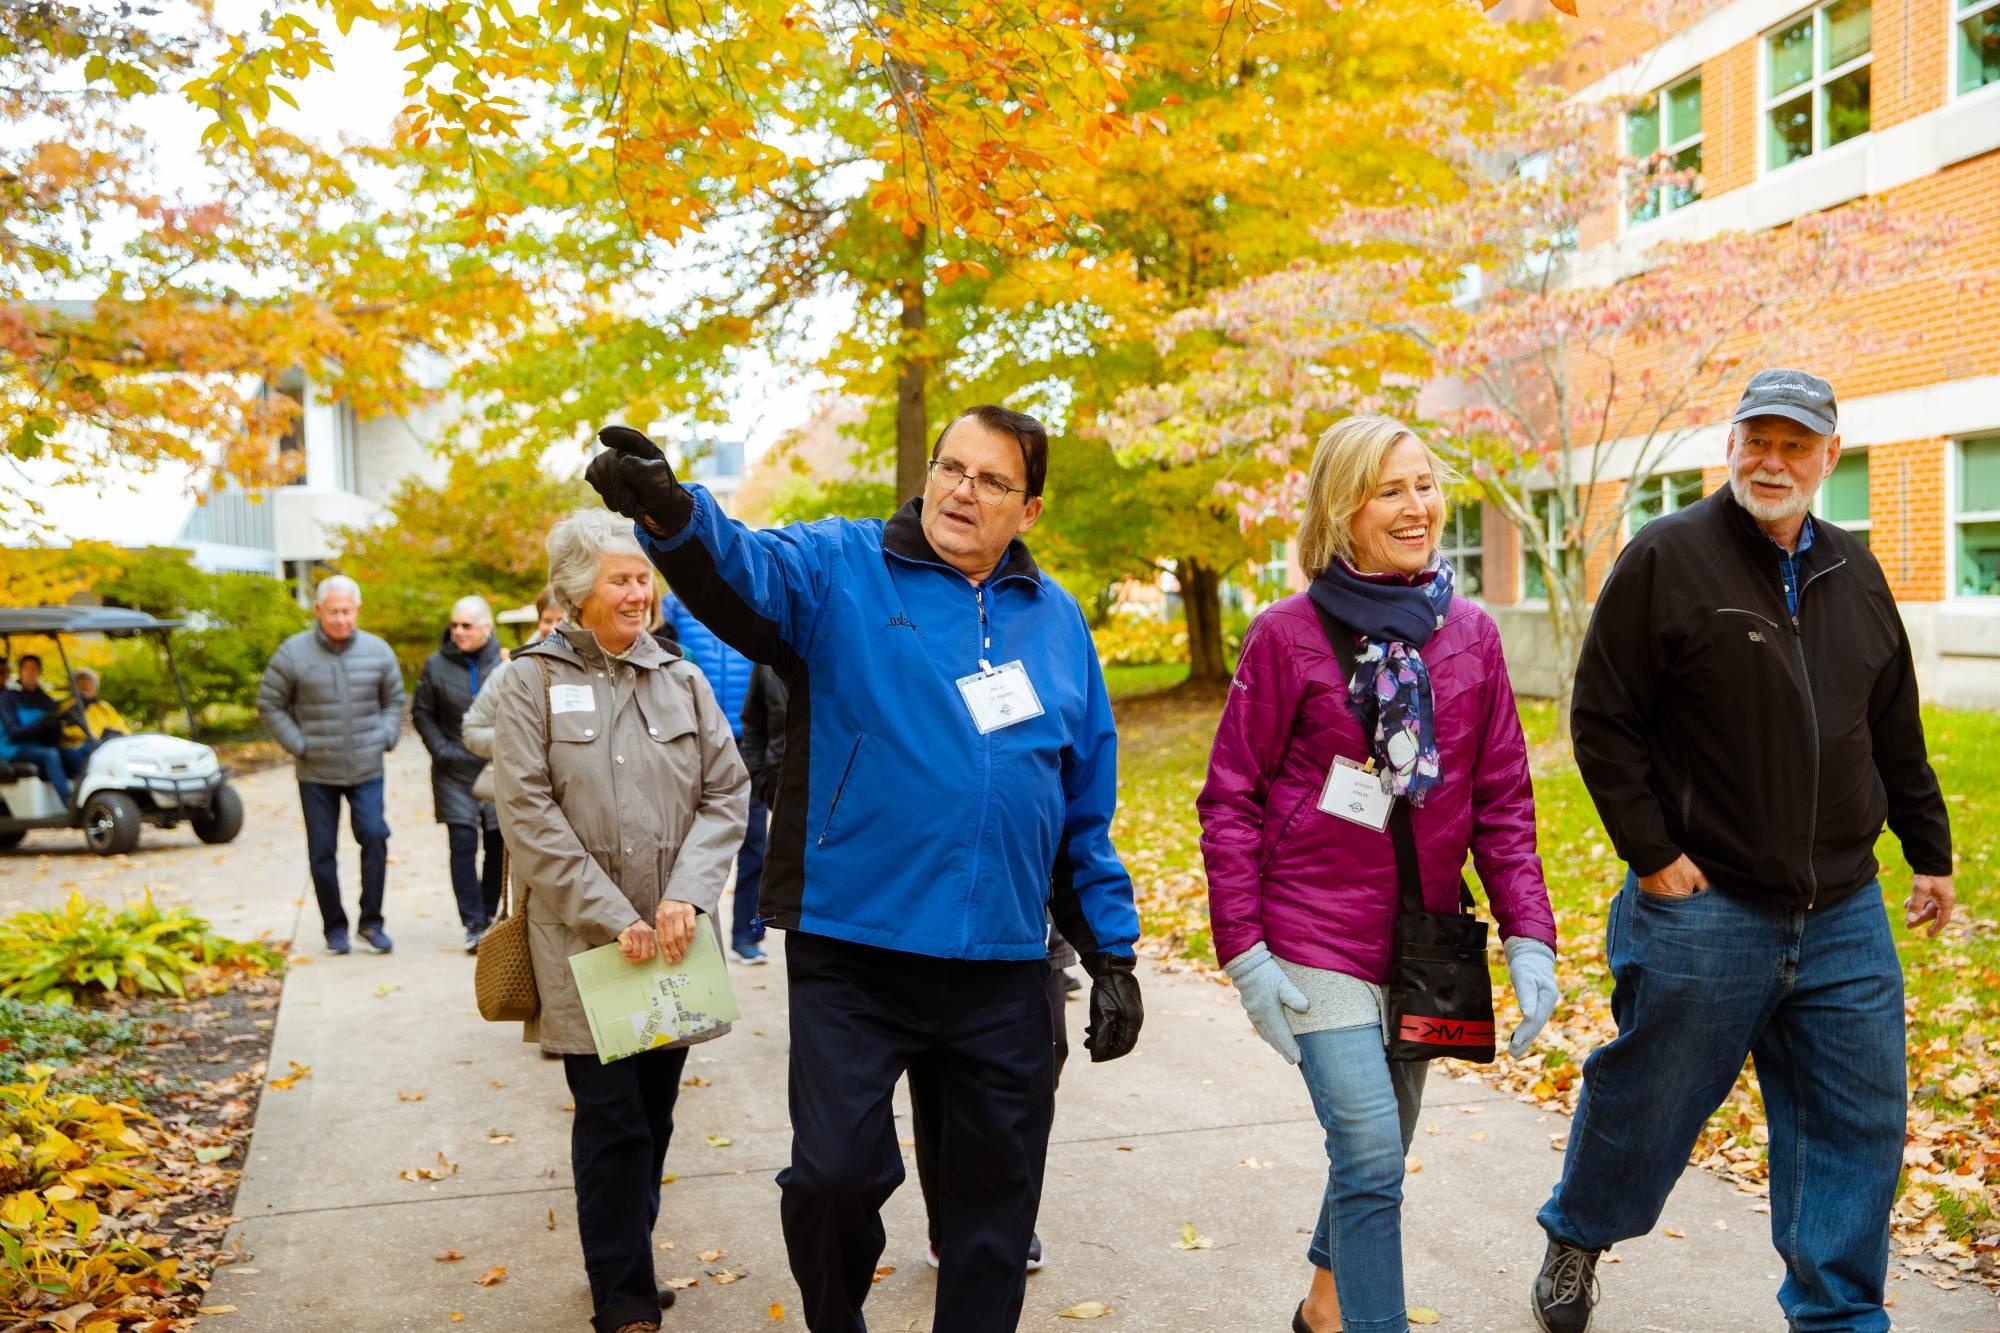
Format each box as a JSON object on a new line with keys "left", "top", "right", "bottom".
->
{"left": 411, "top": 595, "right": 505, "bottom": 951}
{"left": 1198, "top": 415, "right": 1561, "bottom": 1333}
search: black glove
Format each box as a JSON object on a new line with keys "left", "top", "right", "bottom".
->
{"left": 588, "top": 425, "right": 693, "bottom": 535}
{"left": 1081, "top": 951, "right": 1143, "bottom": 1063}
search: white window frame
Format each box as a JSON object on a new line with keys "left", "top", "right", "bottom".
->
{"left": 1518, "top": 490, "right": 1573, "bottom": 605}
{"left": 1439, "top": 505, "right": 1485, "bottom": 600}
{"left": 1760, "top": 0, "right": 1875, "bottom": 176}
{"left": 1951, "top": 434, "right": 2000, "bottom": 599}
{"left": 1813, "top": 447, "right": 1871, "bottom": 539}
{"left": 1624, "top": 72, "right": 1705, "bottom": 230}
{"left": 1956, "top": 0, "right": 2000, "bottom": 99}
{"left": 1625, "top": 468, "right": 1706, "bottom": 538}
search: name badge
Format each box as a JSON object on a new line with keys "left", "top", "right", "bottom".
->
{"left": 955, "top": 660, "right": 1045, "bottom": 735}
{"left": 1320, "top": 756, "right": 1393, "bottom": 831}
{"left": 549, "top": 684, "right": 596, "bottom": 716}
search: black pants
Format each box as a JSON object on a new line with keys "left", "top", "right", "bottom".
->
{"left": 912, "top": 963, "right": 1069, "bottom": 1250}
{"left": 778, "top": 932, "right": 1056, "bottom": 1333}
{"left": 446, "top": 822, "right": 504, "bottom": 931}
{"left": 563, "top": 1045, "right": 689, "bottom": 1333}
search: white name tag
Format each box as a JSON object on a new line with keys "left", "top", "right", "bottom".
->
{"left": 956, "top": 660, "right": 1046, "bottom": 734}
{"left": 1319, "top": 756, "right": 1393, "bottom": 831}
{"left": 549, "top": 684, "right": 596, "bottom": 716}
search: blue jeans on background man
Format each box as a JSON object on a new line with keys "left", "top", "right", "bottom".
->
{"left": 1538, "top": 873, "right": 1906, "bottom": 1333}
{"left": 1296, "top": 1022, "right": 1430, "bottom": 1333}
{"left": 299, "top": 777, "right": 390, "bottom": 941}
{"left": 732, "top": 792, "right": 768, "bottom": 953}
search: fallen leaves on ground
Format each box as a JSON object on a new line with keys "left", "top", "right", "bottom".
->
{"left": 546, "top": 1207, "right": 557, "bottom": 1231}
{"left": 1409, "top": 1308, "right": 1441, "bottom": 1325}
{"left": 399, "top": 1151, "right": 460, "bottom": 1183}
{"left": 1057, "top": 1300, "right": 1113, "bottom": 1319}
{"left": 706, "top": 1134, "right": 733, "bottom": 1148}
{"left": 473, "top": 1265, "right": 506, "bottom": 1287}
{"left": 770, "top": 1301, "right": 785, "bottom": 1320}
{"left": 397, "top": 1089, "right": 426, "bottom": 1102}
{"left": 487, "top": 1130, "right": 515, "bottom": 1144}
{"left": 871, "top": 1265, "right": 895, "bottom": 1282}
{"left": 664, "top": 1277, "right": 699, "bottom": 1291}
{"left": 267, "top": 1060, "right": 310, "bottom": 1091}
{"left": 1172, "top": 1221, "right": 1214, "bottom": 1251}
{"left": 699, "top": 1248, "right": 726, "bottom": 1263}
{"left": 434, "top": 1250, "right": 465, "bottom": 1263}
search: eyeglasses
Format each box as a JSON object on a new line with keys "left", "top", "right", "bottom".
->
{"left": 926, "top": 458, "right": 1030, "bottom": 507}
{"left": 449, "top": 621, "right": 482, "bottom": 630}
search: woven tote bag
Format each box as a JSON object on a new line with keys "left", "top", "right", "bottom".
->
{"left": 474, "top": 659, "right": 546, "bottom": 1023}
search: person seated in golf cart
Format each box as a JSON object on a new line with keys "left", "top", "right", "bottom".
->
{"left": 0, "top": 654, "right": 84, "bottom": 805}
{"left": 60, "top": 668, "right": 130, "bottom": 752}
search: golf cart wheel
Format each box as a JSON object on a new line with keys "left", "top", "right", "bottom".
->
{"left": 82, "top": 792, "right": 142, "bottom": 856}
{"left": 193, "top": 783, "right": 244, "bottom": 845}
{"left": 0, "top": 830, "right": 22, "bottom": 851}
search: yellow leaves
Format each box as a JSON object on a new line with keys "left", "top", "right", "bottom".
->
{"left": 473, "top": 1264, "right": 508, "bottom": 1286}
{"left": 705, "top": 1134, "right": 733, "bottom": 1149}
{"left": 269, "top": 1061, "right": 312, "bottom": 1091}
{"left": 1408, "top": 1308, "right": 1441, "bottom": 1325}
{"left": 1171, "top": 1221, "right": 1214, "bottom": 1250}
{"left": 770, "top": 1302, "right": 786, "bottom": 1320}
{"left": 1058, "top": 1301, "right": 1114, "bottom": 1318}
{"left": 399, "top": 1152, "right": 461, "bottom": 1183}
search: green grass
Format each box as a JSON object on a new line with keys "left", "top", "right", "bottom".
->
{"left": 1102, "top": 662, "right": 1192, "bottom": 700}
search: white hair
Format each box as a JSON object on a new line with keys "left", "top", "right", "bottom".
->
{"left": 315, "top": 574, "right": 362, "bottom": 606}
{"left": 450, "top": 594, "right": 495, "bottom": 626}
{"left": 546, "top": 510, "right": 648, "bottom": 617}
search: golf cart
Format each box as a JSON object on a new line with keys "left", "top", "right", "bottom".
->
{"left": 0, "top": 607, "right": 243, "bottom": 856}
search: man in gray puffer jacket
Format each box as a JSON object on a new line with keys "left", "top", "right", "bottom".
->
{"left": 256, "top": 575, "right": 406, "bottom": 955}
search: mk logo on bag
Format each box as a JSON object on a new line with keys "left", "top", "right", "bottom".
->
{"left": 1397, "top": 1015, "right": 1495, "bottom": 1045}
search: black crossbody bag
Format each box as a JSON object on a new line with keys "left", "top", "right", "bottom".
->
{"left": 1311, "top": 600, "right": 1497, "bottom": 1064}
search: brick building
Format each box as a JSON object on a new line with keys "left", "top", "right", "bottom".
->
{"left": 1471, "top": 0, "right": 2000, "bottom": 703}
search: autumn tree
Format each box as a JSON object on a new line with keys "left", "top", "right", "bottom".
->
{"left": 1111, "top": 89, "right": 1957, "bottom": 715}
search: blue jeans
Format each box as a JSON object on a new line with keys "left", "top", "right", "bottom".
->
{"left": 732, "top": 789, "right": 768, "bottom": 951}
{"left": 1538, "top": 873, "right": 1906, "bottom": 1333}
{"left": 1297, "top": 1023, "right": 1429, "bottom": 1333}
{"left": 5, "top": 744, "right": 78, "bottom": 806}
{"left": 299, "top": 777, "right": 390, "bottom": 938}
{"left": 447, "top": 822, "right": 504, "bottom": 931}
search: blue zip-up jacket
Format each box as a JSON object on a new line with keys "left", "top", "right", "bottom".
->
{"left": 635, "top": 489, "right": 1139, "bottom": 962}
{"left": 659, "top": 593, "right": 753, "bottom": 740}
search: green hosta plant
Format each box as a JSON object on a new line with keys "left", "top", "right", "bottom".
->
{"left": 0, "top": 892, "right": 284, "bottom": 1007}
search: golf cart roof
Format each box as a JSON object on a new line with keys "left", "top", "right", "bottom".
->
{"left": 0, "top": 607, "right": 185, "bottom": 637}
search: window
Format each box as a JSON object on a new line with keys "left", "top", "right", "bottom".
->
{"left": 1961, "top": 0, "right": 2000, "bottom": 94}
{"left": 1817, "top": 450, "right": 1870, "bottom": 547}
{"left": 1765, "top": 0, "right": 1873, "bottom": 172}
{"left": 1440, "top": 505, "right": 1484, "bottom": 598}
{"left": 1627, "top": 75, "right": 1704, "bottom": 224}
{"left": 1955, "top": 435, "right": 2000, "bottom": 596}
{"left": 1629, "top": 469, "right": 1705, "bottom": 530}
{"left": 268, "top": 381, "right": 306, "bottom": 486}
{"left": 1521, "top": 490, "right": 1574, "bottom": 601}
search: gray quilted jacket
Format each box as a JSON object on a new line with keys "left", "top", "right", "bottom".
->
{"left": 256, "top": 626, "right": 406, "bottom": 787}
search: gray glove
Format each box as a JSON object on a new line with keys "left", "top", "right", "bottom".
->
{"left": 1503, "top": 936, "right": 1559, "bottom": 1059}
{"left": 1222, "top": 941, "right": 1310, "bottom": 1065}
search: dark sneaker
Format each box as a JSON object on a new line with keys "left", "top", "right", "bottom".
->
{"left": 359, "top": 925, "right": 394, "bottom": 954}
{"left": 1025, "top": 1232, "right": 1045, "bottom": 1272}
{"left": 1532, "top": 1237, "right": 1601, "bottom": 1333}
{"left": 732, "top": 943, "right": 768, "bottom": 966}
{"left": 326, "top": 928, "right": 352, "bottom": 956}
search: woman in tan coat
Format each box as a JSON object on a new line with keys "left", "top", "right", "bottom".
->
{"left": 494, "top": 508, "right": 749, "bottom": 1333}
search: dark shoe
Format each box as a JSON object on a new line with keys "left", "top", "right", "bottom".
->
{"left": 1532, "top": 1237, "right": 1601, "bottom": 1333}
{"left": 1062, "top": 969, "right": 1082, "bottom": 995}
{"left": 326, "top": 928, "right": 351, "bottom": 955}
{"left": 1292, "top": 1302, "right": 1311, "bottom": 1333}
{"left": 613, "top": 1323, "right": 659, "bottom": 1333}
{"left": 1025, "top": 1232, "right": 1045, "bottom": 1272}
{"left": 657, "top": 1286, "right": 677, "bottom": 1310}
{"left": 731, "top": 943, "right": 768, "bottom": 966}
{"left": 359, "top": 925, "right": 394, "bottom": 954}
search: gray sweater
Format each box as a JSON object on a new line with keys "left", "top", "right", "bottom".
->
{"left": 256, "top": 626, "right": 405, "bottom": 787}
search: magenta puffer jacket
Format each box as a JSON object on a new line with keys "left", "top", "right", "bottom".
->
{"left": 1199, "top": 592, "right": 1555, "bottom": 984}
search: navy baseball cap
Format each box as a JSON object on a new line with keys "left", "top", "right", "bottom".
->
{"left": 1732, "top": 369, "right": 1838, "bottom": 435}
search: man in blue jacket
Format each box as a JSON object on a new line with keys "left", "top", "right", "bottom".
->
{"left": 659, "top": 589, "right": 768, "bottom": 964}
{"left": 588, "top": 405, "right": 1142, "bottom": 1333}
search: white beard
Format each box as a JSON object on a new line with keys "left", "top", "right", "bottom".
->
{"left": 1730, "top": 472, "right": 1817, "bottom": 524}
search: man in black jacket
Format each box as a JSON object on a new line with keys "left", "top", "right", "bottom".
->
{"left": 1532, "top": 370, "right": 1954, "bottom": 1333}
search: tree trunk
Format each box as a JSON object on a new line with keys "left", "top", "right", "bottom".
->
{"left": 894, "top": 225, "right": 929, "bottom": 505}
{"left": 1181, "top": 555, "right": 1228, "bottom": 684}
{"left": 1548, "top": 571, "right": 1585, "bottom": 744}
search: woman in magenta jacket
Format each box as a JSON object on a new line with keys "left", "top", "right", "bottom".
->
{"left": 1198, "top": 415, "right": 1559, "bottom": 1333}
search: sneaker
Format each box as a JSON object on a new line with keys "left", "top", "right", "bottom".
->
{"left": 1025, "top": 1233, "right": 1045, "bottom": 1272}
{"left": 465, "top": 928, "right": 484, "bottom": 955}
{"left": 1531, "top": 1237, "right": 1601, "bottom": 1333}
{"left": 732, "top": 943, "right": 768, "bottom": 966}
{"left": 326, "top": 928, "right": 352, "bottom": 956}
{"left": 359, "top": 925, "right": 394, "bottom": 954}
{"left": 926, "top": 1244, "right": 940, "bottom": 1270}
{"left": 1061, "top": 970, "right": 1082, "bottom": 995}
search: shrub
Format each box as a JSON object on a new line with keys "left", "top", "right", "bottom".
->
{"left": 1092, "top": 615, "right": 1191, "bottom": 667}
{"left": 0, "top": 893, "right": 284, "bottom": 1008}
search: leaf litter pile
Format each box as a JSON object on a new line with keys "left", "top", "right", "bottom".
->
{"left": 1114, "top": 694, "right": 2000, "bottom": 1291}
{"left": 0, "top": 972, "right": 285, "bottom": 1329}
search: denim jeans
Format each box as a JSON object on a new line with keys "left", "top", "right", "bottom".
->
{"left": 1296, "top": 1022, "right": 1429, "bottom": 1333}
{"left": 446, "top": 822, "right": 504, "bottom": 931}
{"left": 5, "top": 744, "right": 75, "bottom": 806}
{"left": 298, "top": 777, "right": 389, "bottom": 938}
{"left": 1538, "top": 873, "right": 1906, "bottom": 1333}
{"left": 732, "top": 788, "right": 768, "bottom": 951}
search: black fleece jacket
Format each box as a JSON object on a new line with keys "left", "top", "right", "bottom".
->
{"left": 1572, "top": 487, "right": 1951, "bottom": 910}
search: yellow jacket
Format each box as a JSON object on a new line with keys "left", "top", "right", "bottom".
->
{"left": 61, "top": 698, "right": 130, "bottom": 747}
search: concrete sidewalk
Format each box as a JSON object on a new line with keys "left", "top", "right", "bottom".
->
{"left": 6, "top": 747, "right": 1994, "bottom": 1331}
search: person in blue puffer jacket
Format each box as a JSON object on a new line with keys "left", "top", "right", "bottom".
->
{"left": 659, "top": 589, "right": 768, "bottom": 964}
{"left": 587, "top": 405, "right": 1142, "bottom": 1333}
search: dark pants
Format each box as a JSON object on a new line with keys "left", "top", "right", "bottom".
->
{"left": 913, "top": 963, "right": 1069, "bottom": 1250}
{"left": 446, "top": 822, "right": 505, "bottom": 931}
{"left": 778, "top": 932, "right": 1056, "bottom": 1333}
{"left": 298, "top": 777, "right": 389, "bottom": 939}
{"left": 1538, "top": 875, "right": 1906, "bottom": 1332}
{"left": 564, "top": 1045, "right": 689, "bottom": 1333}
{"left": 733, "top": 778, "right": 768, "bottom": 951}
{"left": 9, "top": 744, "right": 78, "bottom": 805}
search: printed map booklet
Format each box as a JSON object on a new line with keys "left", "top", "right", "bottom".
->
{"left": 568, "top": 924, "right": 740, "bottom": 1064}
